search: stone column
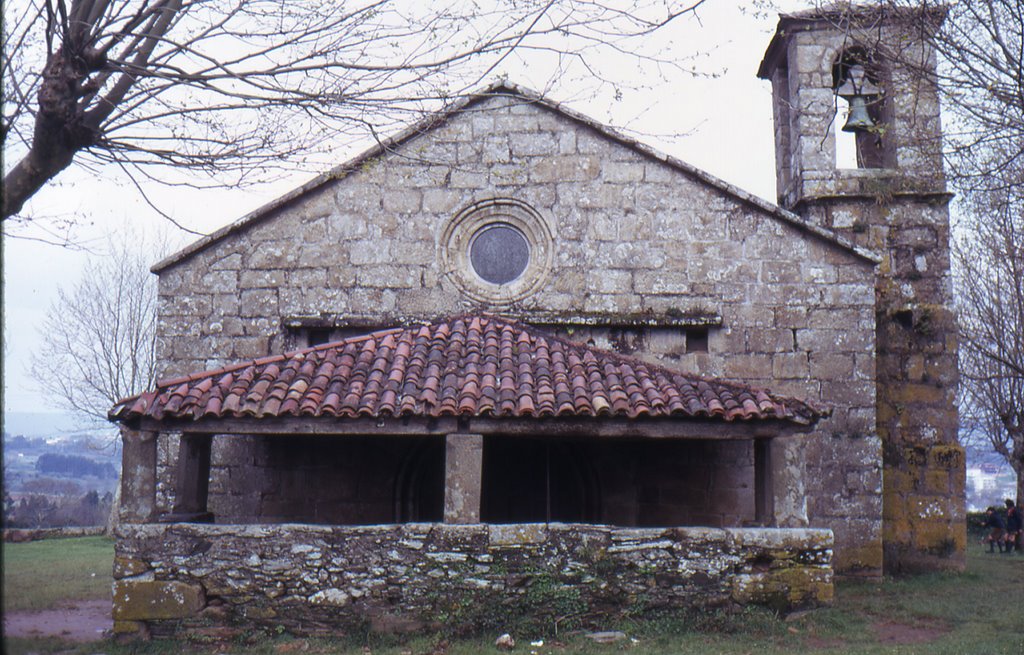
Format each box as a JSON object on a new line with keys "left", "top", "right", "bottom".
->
{"left": 443, "top": 433, "right": 483, "bottom": 524}
{"left": 165, "top": 433, "right": 214, "bottom": 522}
{"left": 770, "top": 435, "right": 809, "bottom": 528}
{"left": 120, "top": 427, "right": 158, "bottom": 523}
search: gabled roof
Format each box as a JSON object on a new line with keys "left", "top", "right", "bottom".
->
{"left": 109, "top": 314, "right": 825, "bottom": 426}
{"left": 152, "top": 81, "right": 878, "bottom": 273}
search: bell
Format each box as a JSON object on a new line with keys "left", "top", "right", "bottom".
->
{"left": 836, "top": 64, "right": 880, "bottom": 134}
{"left": 842, "top": 95, "right": 875, "bottom": 133}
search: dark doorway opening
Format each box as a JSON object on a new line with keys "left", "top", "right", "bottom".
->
{"left": 394, "top": 438, "right": 445, "bottom": 522}
{"left": 254, "top": 435, "right": 444, "bottom": 525}
{"left": 480, "top": 437, "right": 600, "bottom": 523}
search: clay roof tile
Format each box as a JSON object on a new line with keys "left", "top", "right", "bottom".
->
{"left": 109, "top": 314, "right": 826, "bottom": 427}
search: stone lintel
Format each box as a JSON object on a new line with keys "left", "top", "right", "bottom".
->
{"left": 443, "top": 433, "right": 483, "bottom": 524}
{"left": 283, "top": 311, "right": 725, "bottom": 330}
{"left": 136, "top": 416, "right": 810, "bottom": 440}
{"left": 797, "top": 190, "right": 954, "bottom": 208}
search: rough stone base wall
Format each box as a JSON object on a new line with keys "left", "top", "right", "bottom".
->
{"left": 113, "top": 523, "right": 833, "bottom": 637}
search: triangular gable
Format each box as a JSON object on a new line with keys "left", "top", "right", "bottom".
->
{"left": 152, "top": 81, "right": 879, "bottom": 273}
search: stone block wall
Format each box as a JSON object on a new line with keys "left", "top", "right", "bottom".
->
{"left": 113, "top": 523, "right": 833, "bottom": 637}
{"left": 153, "top": 92, "right": 880, "bottom": 573}
{"left": 582, "top": 439, "right": 756, "bottom": 528}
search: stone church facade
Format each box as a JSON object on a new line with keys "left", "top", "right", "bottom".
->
{"left": 110, "top": 5, "right": 964, "bottom": 636}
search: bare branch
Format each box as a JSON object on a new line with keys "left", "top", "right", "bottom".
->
{"left": 29, "top": 228, "right": 165, "bottom": 428}
{"left": 3, "top": 0, "right": 708, "bottom": 225}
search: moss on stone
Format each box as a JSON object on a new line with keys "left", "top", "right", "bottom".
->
{"left": 730, "top": 564, "right": 833, "bottom": 610}
{"left": 929, "top": 444, "right": 964, "bottom": 470}
{"left": 883, "top": 517, "right": 913, "bottom": 544}
{"left": 114, "top": 556, "right": 150, "bottom": 578}
{"left": 924, "top": 470, "right": 951, "bottom": 494}
{"left": 834, "top": 542, "right": 884, "bottom": 573}
{"left": 112, "top": 619, "right": 147, "bottom": 635}
{"left": 885, "top": 469, "right": 915, "bottom": 495}
{"left": 113, "top": 580, "right": 205, "bottom": 620}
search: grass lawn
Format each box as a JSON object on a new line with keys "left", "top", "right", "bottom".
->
{"left": 2, "top": 535, "right": 113, "bottom": 612}
{"left": 3, "top": 534, "right": 1023, "bottom": 654}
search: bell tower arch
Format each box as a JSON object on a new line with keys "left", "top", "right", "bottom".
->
{"left": 759, "top": 5, "right": 965, "bottom": 574}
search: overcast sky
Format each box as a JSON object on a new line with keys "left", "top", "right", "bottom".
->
{"left": 2, "top": 2, "right": 805, "bottom": 422}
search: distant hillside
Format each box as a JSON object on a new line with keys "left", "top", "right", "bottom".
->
{"left": 2, "top": 412, "right": 111, "bottom": 440}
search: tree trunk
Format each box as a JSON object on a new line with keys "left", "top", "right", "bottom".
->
{"left": 3, "top": 150, "right": 78, "bottom": 219}
{"left": 3, "top": 48, "right": 97, "bottom": 220}
{"left": 1016, "top": 462, "right": 1024, "bottom": 508}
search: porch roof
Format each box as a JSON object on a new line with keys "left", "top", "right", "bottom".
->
{"left": 109, "top": 314, "right": 826, "bottom": 427}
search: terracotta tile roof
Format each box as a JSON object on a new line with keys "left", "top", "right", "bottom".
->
{"left": 109, "top": 315, "right": 825, "bottom": 425}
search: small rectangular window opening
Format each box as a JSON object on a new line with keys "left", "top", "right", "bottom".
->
{"left": 685, "top": 327, "right": 709, "bottom": 353}
{"left": 307, "top": 327, "right": 334, "bottom": 347}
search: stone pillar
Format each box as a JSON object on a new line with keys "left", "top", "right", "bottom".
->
{"left": 165, "top": 433, "right": 214, "bottom": 522}
{"left": 444, "top": 433, "right": 483, "bottom": 524}
{"left": 770, "top": 436, "right": 809, "bottom": 528}
{"left": 120, "top": 427, "right": 158, "bottom": 523}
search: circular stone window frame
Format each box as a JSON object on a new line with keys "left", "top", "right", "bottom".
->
{"left": 441, "top": 198, "right": 554, "bottom": 305}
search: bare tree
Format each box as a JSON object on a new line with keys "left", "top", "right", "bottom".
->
{"left": 891, "top": 0, "right": 1024, "bottom": 501}
{"left": 28, "top": 230, "right": 164, "bottom": 532}
{"left": 2, "top": 0, "right": 707, "bottom": 222}
{"left": 955, "top": 180, "right": 1024, "bottom": 506}
{"left": 29, "top": 231, "right": 159, "bottom": 427}
{"left": 881, "top": 1, "right": 1024, "bottom": 194}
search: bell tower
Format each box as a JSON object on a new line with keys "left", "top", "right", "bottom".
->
{"left": 759, "top": 4, "right": 965, "bottom": 574}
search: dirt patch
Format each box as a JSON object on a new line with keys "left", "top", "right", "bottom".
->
{"left": 804, "top": 636, "right": 848, "bottom": 649}
{"left": 873, "top": 619, "right": 950, "bottom": 645}
{"left": 3, "top": 598, "right": 111, "bottom": 642}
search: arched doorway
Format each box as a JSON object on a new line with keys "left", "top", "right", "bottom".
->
{"left": 393, "top": 437, "right": 445, "bottom": 522}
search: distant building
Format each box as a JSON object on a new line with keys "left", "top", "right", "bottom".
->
{"left": 966, "top": 463, "right": 1016, "bottom": 511}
